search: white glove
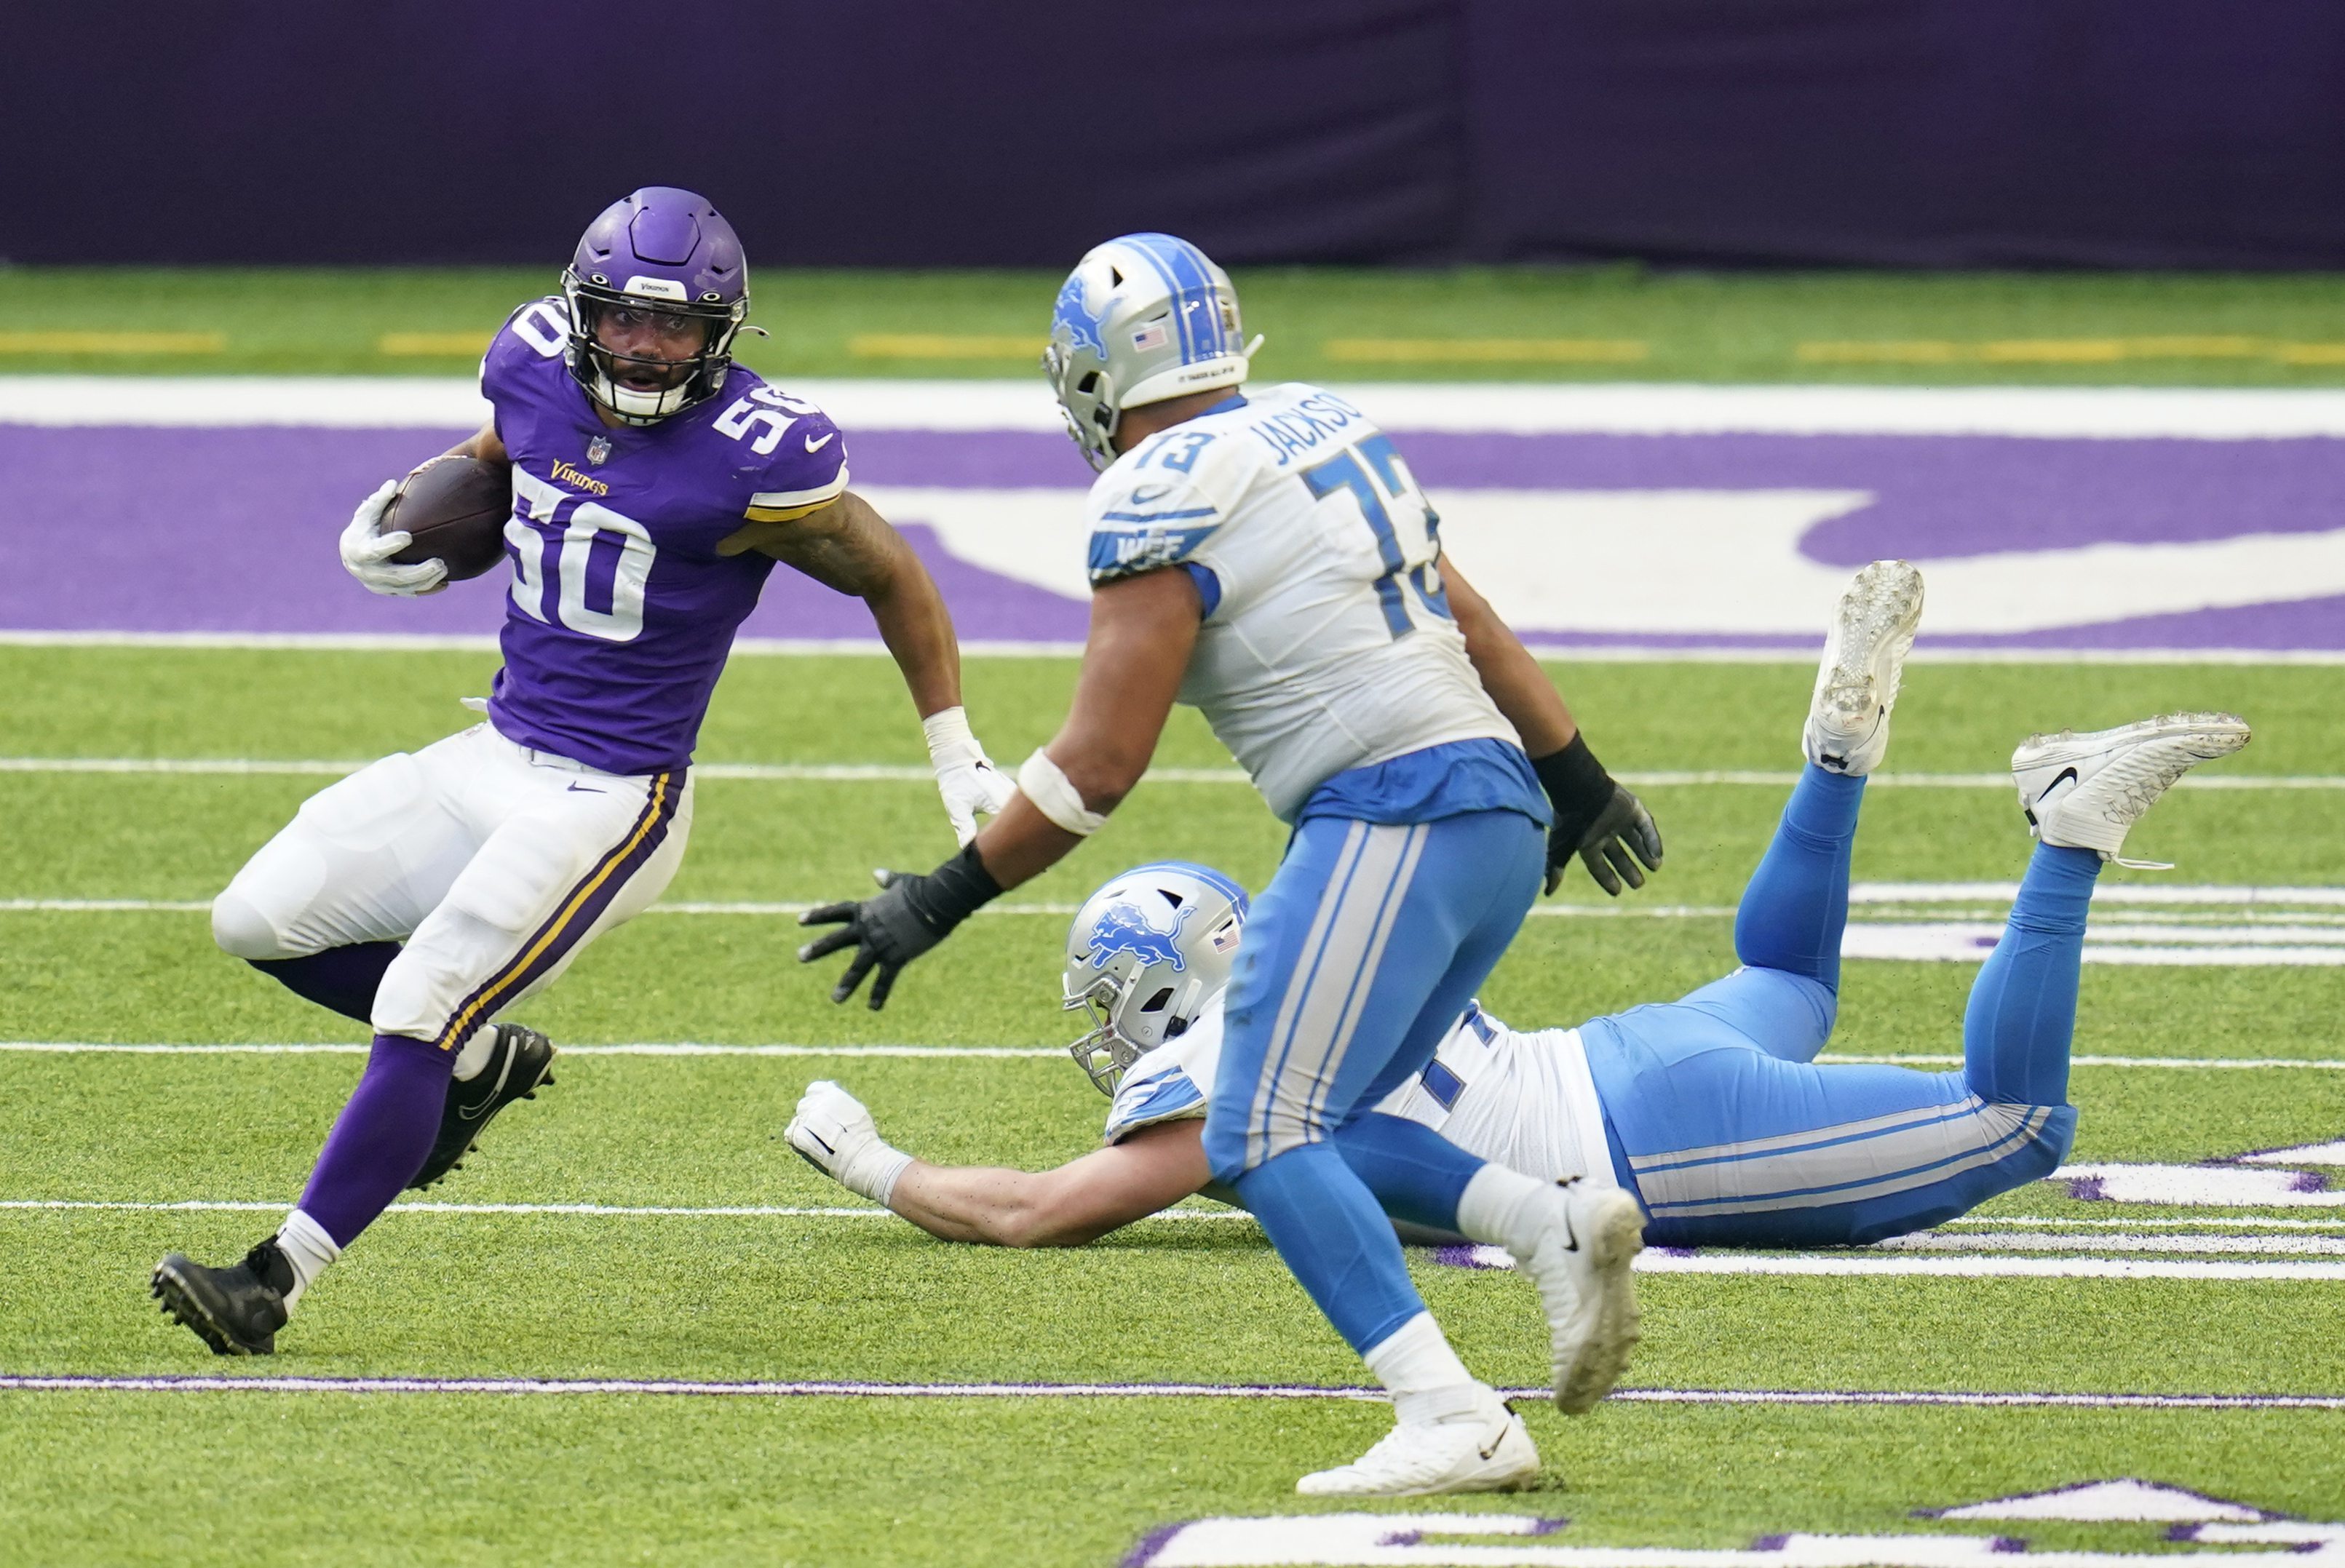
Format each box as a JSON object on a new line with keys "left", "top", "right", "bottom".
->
{"left": 339, "top": 479, "right": 448, "bottom": 597}
{"left": 923, "top": 707, "right": 1017, "bottom": 846}
{"left": 785, "top": 1080, "right": 914, "bottom": 1205}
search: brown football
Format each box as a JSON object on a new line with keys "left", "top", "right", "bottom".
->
{"left": 384, "top": 455, "right": 512, "bottom": 581}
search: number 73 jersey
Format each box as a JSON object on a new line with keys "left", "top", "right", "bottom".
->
{"left": 477, "top": 297, "right": 850, "bottom": 776}
{"left": 1085, "top": 383, "right": 1517, "bottom": 822}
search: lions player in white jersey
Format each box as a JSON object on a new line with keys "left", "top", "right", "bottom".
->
{"left": 790, "top": 565, "right": 2253, "bottom": 1454}
{"left": 801, "top": 234, "right": 1664, "bottom": 1495}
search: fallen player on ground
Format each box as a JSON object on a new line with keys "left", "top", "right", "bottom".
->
{"left": 791, "top": 565, "right": 2250, "bottom": 1263}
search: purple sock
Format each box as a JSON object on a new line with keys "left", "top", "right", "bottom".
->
{"left": 249, "top": 942, "right": 401, "bottom": 1024}
{"left": 297, "top": 1033, "right": 454, "bottom": 1248}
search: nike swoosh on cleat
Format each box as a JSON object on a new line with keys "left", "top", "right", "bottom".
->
{"left": 804, "top": 432, "right": 836, "bottom": 453}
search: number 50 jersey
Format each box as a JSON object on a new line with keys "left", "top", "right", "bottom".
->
{"left": 1084, "top": 384, "right": 1518, "bottom": 822}
{"left": 478, "top": 297, "right": 850, "bottom": 776}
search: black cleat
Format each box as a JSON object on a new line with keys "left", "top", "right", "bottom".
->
{"left": 409, "top": 1022, "right": 558, "bottom": 1190}
{"left": 151, "top": 1239, "right": 294, "bottom": 1356}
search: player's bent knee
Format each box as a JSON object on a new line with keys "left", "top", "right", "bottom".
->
{"left": 210, "top": 888, "right": 293, "bottom": 960}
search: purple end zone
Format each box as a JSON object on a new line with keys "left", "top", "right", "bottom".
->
{"left": 5, "top": 423, "right": 2342, "bottom": 648}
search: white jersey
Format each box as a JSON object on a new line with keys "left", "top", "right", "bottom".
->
{"left": 1104, "top": 998, "right": 1617, "bottom": 1193}
{"left": 1084, "top": 383, "right": 1519, "bottom": 822}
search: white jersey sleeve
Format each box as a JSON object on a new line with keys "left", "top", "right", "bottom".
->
{"left": 1082, "top": 384, "right": 1519, "bottom": 822}
{"left": 1374, "top": 1004, "right": 1618, "bottom": 1190}
{"left": 1102, "top": 1001, "right": 1226, "bottom": 1145}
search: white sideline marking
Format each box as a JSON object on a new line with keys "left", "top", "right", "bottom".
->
{"left": 7, "top": 630, "right": 2337, "bottom": 664}
{"left": 4, "top": 756, "right": 2337, "bottom": 791}
{"left": 6, "top": 1040, "right": 2342, "bottom": 1070}
{"left": 1, "top": 1197, "right": 1245, "bottom": 1222}
{"left": 0, "top": 1374, "right": 2336, "bottom": 1412}
{"left": 0, "top": 1040, "right": 1063, "bottom": 1058}
{"left": 1942, "top": 1216, "right": 2345, "bottom": 1231}
{"left": 17, "top": 1195, "right": 2345, "bottom": 1277}
{"left": 1871, "top": 1231, "right": 2345, "bottom": 1256}
{"left": 18, "top": 376, "right": 2345, "bottom": 439}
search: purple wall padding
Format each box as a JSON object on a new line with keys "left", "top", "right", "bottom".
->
{"left": 7, "top": 0, "right": 2344, "bottom": 267}
{"left": 1461, "top": 0, "right": 2345, "bottom": 268}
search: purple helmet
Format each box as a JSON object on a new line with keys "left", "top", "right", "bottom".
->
{"left": 562, "top": 187, "right": 750, "bottom": 425}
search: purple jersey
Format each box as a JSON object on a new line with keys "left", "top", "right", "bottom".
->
{"left": 477, "top": 297, "right": 849, "bottom": 774}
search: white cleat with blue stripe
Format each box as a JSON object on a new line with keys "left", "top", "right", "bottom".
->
{"left": 2014, "top": 712, "right": 2252, "bottom": 868}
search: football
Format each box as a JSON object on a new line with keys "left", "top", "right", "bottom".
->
{"left": 383, "top": 455, "right": 512, "bottom": 581}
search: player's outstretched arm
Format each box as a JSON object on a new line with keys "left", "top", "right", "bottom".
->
{"left": 798, "top": 567, "right": 1198, "bottom": 1007}
{"left": 729, "top": 491, "right": 1014, "bottom": 844}
{"left": 892, "top": 1123, "right": 1213, "bottom": 1248}
{"left": 1444, "top": 554, "right": 1663, "bottom": 896}
{"left": 785, "top": 1080, "right": 1209, "bottom": 1246}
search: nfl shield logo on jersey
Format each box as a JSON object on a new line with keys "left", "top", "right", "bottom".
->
{"left": 587, "top": 435, "right": 612, "bottom": 466}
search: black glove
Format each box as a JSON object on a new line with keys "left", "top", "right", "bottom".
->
{"left": 1531, "top": 734, "right": 1664, "bottom": 897}
{"left": 797, "top": 843, "right": 1001, "bottom": 1009}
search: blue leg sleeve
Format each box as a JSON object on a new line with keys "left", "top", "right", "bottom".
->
{"left": 1205, "top": 808, "right": 1544, "bottom": 1356}
{"left": 1732, "top": 765, "right": 1865, "bottom": 992}
{"left": 1962, "top": 842, "right": 2100, "bottom": 1106}
{"left": 1232, "top": 1143, "right": 1429, "bottom": 1354}
{"left": 1334, "top": 1113, "right": 1485, "bottom": 1234}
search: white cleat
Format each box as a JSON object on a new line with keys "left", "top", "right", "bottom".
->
{"left": 1804, "top": 560, "right": 1926, "bottom": 776}
{"left": 1295, "top": 1406, "right": 1540, "bottom": 1497}
{"left": 1506, "top": 1182, "right": 1646, "bottom": 1414}
{"left": 2012, "top": 712, "right": 2251, "bottom": 868}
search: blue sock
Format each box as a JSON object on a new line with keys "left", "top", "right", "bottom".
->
{"left": 1333, "top": 1113, "right": 1484, "bottom": 1233}
{"left": 1734, "top": 765, "right": 1865, "bottom": 990}
{"left": 1963, "top": 843, "right": 2100, "bottom": 1105}
{"left": 249, "top": 942, "right": 400, "bottom": 1024}
{"left": 1231, "top": 1142, "right": 1428, "bottom": 1356}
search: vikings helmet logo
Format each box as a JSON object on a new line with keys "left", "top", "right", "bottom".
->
{"left": 1052, "top": 273, "right": 1111, "bottom": 364}
{"left": 1083, "top": 901, "right": 1191, "bottom": 973}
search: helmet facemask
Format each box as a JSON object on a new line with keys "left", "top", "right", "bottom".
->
{"left": 563, "top": 274, "right": 747, "bottom": 426}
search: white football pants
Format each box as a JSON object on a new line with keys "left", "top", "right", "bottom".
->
{"left": 212, "top": 723, "right": 694, "bottom": 1050}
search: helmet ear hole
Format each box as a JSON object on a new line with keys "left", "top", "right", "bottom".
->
{"left": 1076, "top": 371, "right": 1100, "bottom": 395}
{"left": 1139, "top": 987, "right": 1175, "bottom": 1014}
{"left": 1108, "top": 266, "right": 1125, "bottom": 287}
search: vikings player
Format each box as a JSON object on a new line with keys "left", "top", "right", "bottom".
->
{"left": 798, "top": 234, "right": 1663, "bottom": 1495}
{"left": 151, "top": 188, "right": 1014, "bottom": 1356}
{"left": 790, "top": 566, "right": 2251, "bottom": 1466}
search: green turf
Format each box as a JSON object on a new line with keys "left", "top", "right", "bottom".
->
{"left": 7, "top": 266, "right": 2345, "bottom": 384}
{"left": 1, "top": 646, "right": 2341, "bottom": 1564}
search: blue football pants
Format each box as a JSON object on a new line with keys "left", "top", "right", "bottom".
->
{"left": 1203, "top": 809, "right": 1544, "bottom": 1354}
{"left": 1584, "top": 765, "right": 2087, "bottom": 1248}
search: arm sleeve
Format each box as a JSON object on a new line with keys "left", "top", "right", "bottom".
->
{"left": 742, "top": 404, "right": 850, "bottom": 522}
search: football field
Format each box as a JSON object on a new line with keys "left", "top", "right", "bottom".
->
{"left": 4, "top": 649, "right": 2343, "bottom": 1564}
{"left": 3, "top": 267, "right": 2344, "bottom": 1563}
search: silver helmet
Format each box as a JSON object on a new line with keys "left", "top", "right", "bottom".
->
{"left": 1062, "top": 860, "right": 1249, "bottom": 1095}
{"left": 1041, "top": 233, "right": 1261, "bottom": 472}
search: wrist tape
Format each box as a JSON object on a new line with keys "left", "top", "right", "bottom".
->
{"left": 1531, "top": 733, "right": 1616, "bottom": 843}
{"left": 921, "top": 706, "right": 977, "bottom": 768}
{"left": 1017, "top": 749, "right": 1108, "bottom": 837}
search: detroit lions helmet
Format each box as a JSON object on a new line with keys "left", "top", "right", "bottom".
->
{"left": 1042, "top": 233, "right": 1262, "bottom": 473}
{"left": 1062, "top": 861, "right": 1249, "bottom": 1095}
{"left": 563, "top": 187, "right": 751, "bottom": 426}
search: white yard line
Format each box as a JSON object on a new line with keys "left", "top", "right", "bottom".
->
{"left": 1, "top": 1374, "right": 2335, "bottom": 1409}
{"left": 5, "top": 630, "right": 2341, "bottom": 665}
{"left": 6, "top": 1040, "right": 2341, "bottom": 1070}
{"left": 4, "top": 756, "right": 2338, "bottom": 790}
{"left": 17, "top": 376, "right": 2345, "bottom": 438}
{"left": 11, "top": 1197, "right": 2345, "bottom": 1278}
